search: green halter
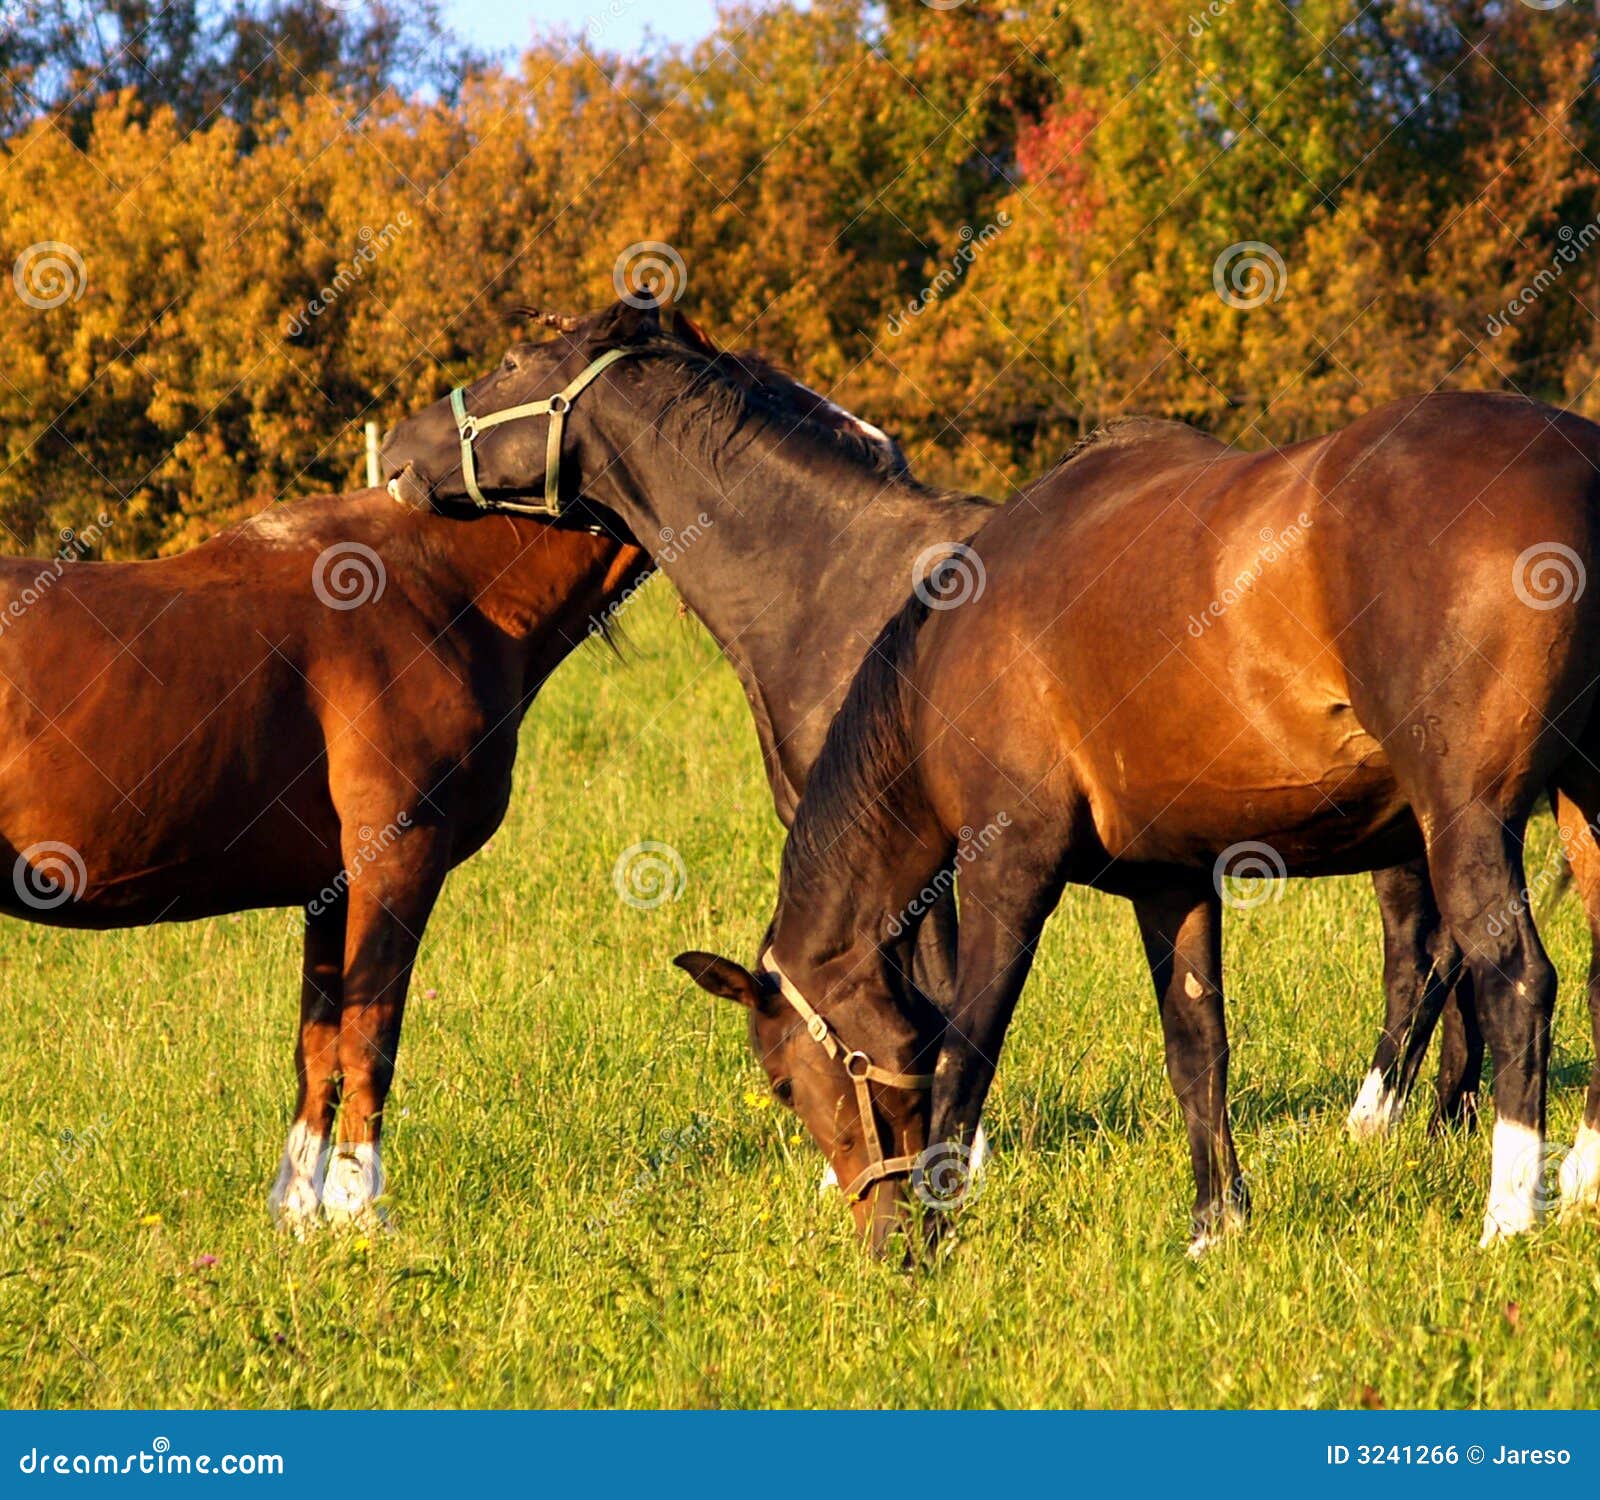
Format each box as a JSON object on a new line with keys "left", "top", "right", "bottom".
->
{"left": 448, "top": 345, "right": 640, "bottom": 518}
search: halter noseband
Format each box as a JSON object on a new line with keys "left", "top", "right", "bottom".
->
{"left": 445, "top": 345, "right": 641, "bottom": 519}
{"left": 760, "top": 950, "right": 935, "bottom": 1205}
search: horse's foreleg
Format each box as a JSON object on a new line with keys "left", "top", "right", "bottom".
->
{"left": 269, "top": 899, "right": 346, "bottom": 1233}
{"left": 1349, "top": 859, "right": 1462, "bottom": 1139}
{"left": 1551, "top": 783, "right": 1600, "bottom": 1211}
{"left": 321, "top": 828, "right": 446, "bottom": 1227}
{"left": 1134, "top": 881, "right": 1247, "bottom": 1256}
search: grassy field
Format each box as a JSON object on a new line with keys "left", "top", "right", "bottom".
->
{"left": 2, "top": 579, "right": 1599, "bottom": 1410}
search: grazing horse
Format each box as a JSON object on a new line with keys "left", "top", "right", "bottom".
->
{"left": 675, "top": 390, "right": 1600, "bottom": 1254}
{"left": 0, "top": 318, "right": 893, "bottom": 1231}
{"left": 379, "top": 298, "right": 1599, "bottom": 1243}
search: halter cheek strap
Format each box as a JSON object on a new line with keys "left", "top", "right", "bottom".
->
{"left": 760, "top": 950, "right": 934, "bottom": 1205}
{"left": 447, "top": 345, "right": 640, "bottom": 519}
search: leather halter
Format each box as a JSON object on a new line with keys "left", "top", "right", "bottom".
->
{"left": 445, "top": 345, "right": 641, "bottom": 518}
{"left": 760, "top": 950, "right": 934, "bottom": 1204}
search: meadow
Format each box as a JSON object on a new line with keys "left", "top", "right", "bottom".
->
{"left": 2, "top": 579, "right": 1598, "bottom": 1411}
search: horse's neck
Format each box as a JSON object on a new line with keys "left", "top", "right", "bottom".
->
{"left": 598, "top": 436, "right": 990, "bottom": 796}
{"left": 425, "top": 513, "right": 647, "bottom": 675}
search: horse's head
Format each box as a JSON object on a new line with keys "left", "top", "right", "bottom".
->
{"left": 674, "top": 947, "right": 938, "bottom": 1257}
{"left": 380, "top": 297, "right": 907, "bottom": 521}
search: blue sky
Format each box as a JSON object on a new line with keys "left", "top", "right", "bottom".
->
{"left": 442, "top": 0, "right": 723, "bottom": 58}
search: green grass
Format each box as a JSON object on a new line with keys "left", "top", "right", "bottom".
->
{"left": 3, "top": 579, "right": 1599, "bottom": 1409}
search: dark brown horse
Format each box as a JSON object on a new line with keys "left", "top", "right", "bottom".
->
{"left": 675, "top": 390, "right": 1600, "bottom": 1253}
{"left": 0, "top": 322, "right": 894, "bottom": 1231}
{"left": 379, "top": 300, "right": 1600, "bottom": 1246}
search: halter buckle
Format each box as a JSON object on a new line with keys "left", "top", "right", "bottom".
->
{"left": 458, "top": 414, "right": 479, "bottom": 441}
{"left": 806, "top": 1014, "right": 829, "bottom": 1044}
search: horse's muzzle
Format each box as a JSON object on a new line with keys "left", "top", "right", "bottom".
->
{"left": 386, "top": 462, "right": 434, "bottom": 512}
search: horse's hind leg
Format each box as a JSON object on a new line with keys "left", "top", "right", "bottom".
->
{"left": 1348, "top": 859, "right": 1462, "bottom": 1138}
{"left": 1424, "top": 806, "right": 1556, "bottom": 1244}
{"left": 269, "top": 900, "right": 346, "bottom": 1232}
{"left": 1549, "top": 782, "right": 1600, "bottom": 1210}
{"left": 1430, "top": 984, "right": 1484, "bottom": 1134}
{"left": 321, "top": 827, "right": 447, "bottom": 1226}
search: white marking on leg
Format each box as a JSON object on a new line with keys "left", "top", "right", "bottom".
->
{"left": 1481, "top": 1117, "right": 1544, "bottom": 1246}
{"left": 321, "top": 1140, "right": 385, "bottom": 1224}
{"left": 1183, "top": 972, "right": 1204, "bottom": 999}
{"left": 268, "top": 1120, "right": 328, "bottom": 1233}
{"left": 1346, "top": 1068, "right": 1402, "bottom": 1139}
{"left": 1559, "top": 1121, "right": 1600, "bottom": 1212}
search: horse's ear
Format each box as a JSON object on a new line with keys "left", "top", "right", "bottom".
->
{"left": 675, "top": 950, "right": 766, "bottom": 1008}
{"left": 594, "top": 296, "right": 661, "bottom": 344}
{"left": 667, "top": 309, "right": 719, "bottom": 356}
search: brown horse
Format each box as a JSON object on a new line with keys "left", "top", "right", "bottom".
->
{"left": 0, "top": 321, "right": 891, "bottom": 1231}
{"left": 676, "top": 392, "right": 1600, "bottom": 1254}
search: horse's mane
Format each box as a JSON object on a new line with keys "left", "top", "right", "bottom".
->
{"left": 1059, "top": 414, "right": 1211, "bottom": 468}
{"left": 620, "top": 333, "right": 911, "bottom": 483}
{"left": 778, "top": 587, "right": 937, "bottom": 903}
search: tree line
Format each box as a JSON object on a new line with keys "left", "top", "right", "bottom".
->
{"left": 2, "top": 0, "right": 1597, "bottom": 556}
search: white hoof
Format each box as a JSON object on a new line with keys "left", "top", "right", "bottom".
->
{"left": 1186, "top": 1204, "right": 1247, "bottom": 1260}
{"left": 1558, "top": 1123, "right": 1600, "bottom": 1215}
{"left": 1480, "top": 1118, "right": 1544, "bottom": 1246}
{"left": 269, "top": 1121, "right": 328, "bottom": 1234}
{"left": 321, "top": 1141, "right": 386, "bottom": 1227}
{"left": 1345, "top": 1069, "right": 1402, "bottom": 1140}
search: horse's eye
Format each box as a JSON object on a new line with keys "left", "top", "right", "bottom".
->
{"left": 773, "top": 1079, "right": 794, "bottom": 1106}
